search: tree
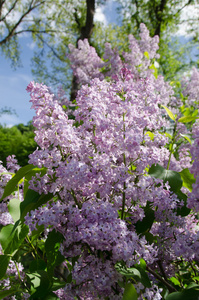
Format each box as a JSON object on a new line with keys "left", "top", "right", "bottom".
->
{"left": 0, "top": 0, "right": 198, "bottom": 94}
{"left": 0, "top": 0, "right": 45, "bottom": 66}
{"left": 0, "top": 107, "right": 16, "bottom": 116}
{"left": 117, "top": 0, "right": 199, "bottom": 79}
{"left": 28, "top": 0, "right": 199, "bottom": 93}
{"left": 0, "top": 122, "right": 37, "bottom": 166}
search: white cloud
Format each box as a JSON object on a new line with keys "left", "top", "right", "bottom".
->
{"left": 26, "top": 41, "right": 36, "bottom": 50}
{"left": 176, "top": 3, "right": 199, "bottom": 36}
{"left": 0, "top": 114, "right": 21, "bottom": 128}
{"left": 95, "top": 6, "right": 108, "bottom": 25}
{"left": 95, "top": 0, "right": 122, "bottom": 26}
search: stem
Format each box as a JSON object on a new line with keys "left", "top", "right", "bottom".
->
{"left": 71, "top": 189, "right": 82, "bottom": 208}
{"left": 26, "top": 236, "right": 38, "bottom": 259}
{"left": 58, "top": 144, "right": 66, "bottom": 161}
{"left": 93, "top": 124, "right": 96, "bottom": 136}
{"left": 189, "top": 260, "right": 197, "bottom": 277}
{"left": 157, "top": 260, "right": 168, "bottom": 281}
{"left": 167, "top": 122, "right": 177, "bottom": 170}
{"left": 15, "top": 261, "right": 21, "bottom": 281}
{"left": 121, "top": 113, "right": 126, "bottom": 220}
{"left": 146, "top": 265, "right": 177, "bottom": 293}
{"left": 121, "top": 182, "right": 126, "bottom": 220}
{"left": 54, "top": 267, "right": 68, "bottom": 282}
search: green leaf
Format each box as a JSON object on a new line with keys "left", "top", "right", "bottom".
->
{"left": 30, "top": 225, "right": 45, "bottom": 241}
{"left": 20, "top": 189, "right": 40, "bottom": 220}
{"left": 145, "top": 131, "right": 155, "bottom": 140}
{"left": 139, "top": 259, "right": 146, "bottom": 270}
{"left": 51, "top": 277, "right": 68, "bottom": 290}
{"left": 148, "top": 164, "right": 190, "bottom": 215}
{"left": 29, "top": 259, "right": 47, "bottom": 272}
{"left": 0, "top": 289, "right": 17, "bottom": 299}
{"left": 144, "top": 232, "right": 157, "bottom": 244}
{"left": 20, "top": 189, "right": 54, "bottom": 221}
{"left": 23, "top": 167, "right": 47, "bottom": 197}
{"left": 175, "top": 190, "right": 190, "bottom": 217}
{"left": 166, "top": 289, "right": 199, "bottom": 300}
{"left": 161, "top": 105, "right": 176, "bottom": 121}
{"left": 144, "top": 51, "right": 150, "bottom": 59}
{"left": 169, "top": 277, "right": 181, "bottom": 287}
{"left": 134, "top": 263, "right": 151, "bottom": 288}
{"left": 148, "top": 164, "right": 182, "bottom": 193}
{"left": 0, "top": 224, "right": 14, "bottom": 252}
{"left": 180, "top": 134, "right": 192, "bottom": 144}
{"left": 116, "top": 265, "right": 141, "bottom": 279}
{"left": 135, "top": 202, "right": 155, "bottom": 234}
{"left": 7, "top": 198, "right": 21, "bottom": 222}
{"left": 0, "top": 164, "right": 35, "bottom": 201}
{"left": 186, "top": 283, "right": 199, "bottom": 289}
{"left": 66, "top": 273, "right": 72, "bottom": 284}
{"left": 0, "top": 255, "right": 10, "bottom": 279}
{"left": 27, "top": 270, "right": 51, "bottom": 298}
{"left": 0, "top": 223, "right": 29, "bottom": 255}
{"left": 115, "top": 262, "right": 151, "bottom": 288}
{"left": 179, "top": 168, "right": 196, "bottom": 192}
{"left": 43, "top": 292, "right": 59, "bottom": 300}
{"left": 178, "top": 116, "right": 198, "bottom": 123}
{"left": 149, "top": 64, "right": 158, "bottom": 79}
{"left": 45, "top": 229, "right": 65, "bottom": 279}
{"left": 123, "top": 283, "right": 138, "bottom": 300}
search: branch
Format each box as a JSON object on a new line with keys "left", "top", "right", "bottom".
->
{"left": 146, "top": 265, "right": 177, "bottom": 293}
{"left": 0, "top": 0, "right": 18, "bottom": 22}
{"left": 175, "top": 0, "right": 194, "bottom": 16}
{"left": 0, "top": 0, "right": 45, "bottom": 46}
{"left": 14, "top": 28, "right": 60, "bottom": 35}
{"left": 34, "top": 33, "right": 64, "bottom": 61}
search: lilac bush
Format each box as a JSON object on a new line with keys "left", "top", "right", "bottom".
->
{"left": 0, "top": 24, "right": 199, "bottom": 299}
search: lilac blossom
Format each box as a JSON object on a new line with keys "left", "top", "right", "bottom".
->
{"left": 23, "top": 26, "right": 199, "bottom": 298}
{"left": 1, "top": 23, "right": 199, "bottom": 300}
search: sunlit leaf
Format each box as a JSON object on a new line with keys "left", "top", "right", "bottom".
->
{"left": 161, "top": 105, "right": 175, "bottom": 121}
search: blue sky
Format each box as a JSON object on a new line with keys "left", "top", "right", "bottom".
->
{"left": 0, "top": 38, "right": 35, "bottom": 126}
{"left": 0, "top": 0, "right": 198, "bottom": 127}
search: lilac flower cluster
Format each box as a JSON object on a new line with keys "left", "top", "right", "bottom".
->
{"left": 1, "top": 23, "right": 199, "bottom": 299}
{"left": 188, "top": 120, "right": 199, "bottom": 211}
{"left": 68, "top": 23, "right": 160, "bottom": 84}
{"left": 182, "top": 67, "right": 199, "bottom": 108}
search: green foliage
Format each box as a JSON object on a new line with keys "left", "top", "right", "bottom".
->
{"left": 1, "top": 0, "right": 198, "bottom": 91}
{"left": 161, "top": 105, "right": 176, "bottom": 121}
{"left": 0, "top": 166, "right": 65, "bottom": 299}
{"left": 148, "top": 164, "right": 183, "bottom": 193}
{"left": 179, "top": 168, "right": 196, "bottom": 192}
{"left": 122, "top": 283, "right": 138, "bottom": 300}
{"left": 0, "top": 255, "right": 10, "bottom": 280}
{"left": 116, "top": 259, "right": 151, "bottom": 289}
{"left": 118, "top": 0, "right": 198, "bottom": 80}
{"left": 135, "top": 202, "right": 155, "bottom": 234}
{"left": 166, "top": 288, "right": 199, "bottom": 300}
{"left": 0, "top": 223, "right": 29, "bottom": 255}
{"left": 0, "top": 122, "right": 37, "bottom": 167}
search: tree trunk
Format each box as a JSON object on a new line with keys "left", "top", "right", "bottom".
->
{"left": 70, "top": 0, "right": 95, "bottom": 101}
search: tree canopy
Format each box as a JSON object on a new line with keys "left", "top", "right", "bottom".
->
{"left": 0, "top": 0, "right": 198, "bottom": 95}
{"left": 0, "top": 122, "right": 37, "bottom": 166}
